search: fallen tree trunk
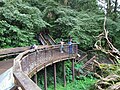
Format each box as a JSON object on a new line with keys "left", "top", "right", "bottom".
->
{"left": 95, "top": 74, "right": 120, "bottom": 90}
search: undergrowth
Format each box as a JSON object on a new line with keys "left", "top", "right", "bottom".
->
{"left": 48, "top": 76, "right": 96, "bottom": 90}
{"left": 38, "top": 61, "right": 97, "bottom": 90}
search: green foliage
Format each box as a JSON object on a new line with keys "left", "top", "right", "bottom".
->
{"left": 48, "top": 77, "right": 96, "bottom": 90}
{"left": 37, "top": 61, "right": 96, "bottom": 90}
{"left": 0, "top": 0, "right": 120, "bottom": 89}
{"left": 1, "top": 3, "right": 48, "bottom": 31}
{"left": 98, "top": 64, "right": 120, "bottom": 77}
{"left": 38, "top": 60, "right": 96, "bottom": 90}
{"left": 65, "top": 61, "right": 72, "bottom": 83}
{"left": 37, "top": 70, "right": 44, "bottom": 90}
{"left": 1, "top": 0, "right": 120, "bottom": 51}
{"left": 28, "top": 0, "right": 104, "bottom": 50}
{"left": 0, "top": 0, "right": 49, "bottom": 48}
{"left": 67, "top": 0, "right": 98, "bottom": 11}
{"left": 68, "top": 12, "right": 104, "bottom": 50}
{"left": 0, "top": 21, "right": 37, "bottom": 48}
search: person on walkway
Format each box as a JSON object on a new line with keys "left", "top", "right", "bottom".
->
{"left": 68, "top": 38, "right": 73, "bottom": 54}
{"left": 60, "top": 39, "right": 64, "bottom": 53}
{"left": 30, "top": 44, "right": 38, "bottom": 49}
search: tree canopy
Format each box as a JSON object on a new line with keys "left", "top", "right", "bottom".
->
{"left": 0, "top": 0, "right": 120, "bottom": 50}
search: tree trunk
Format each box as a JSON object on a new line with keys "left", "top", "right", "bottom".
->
{"left": 64, "top": 0, "right": 68, "bottom": 5}
{"left": 114, "top": 0, "right": 118, "bottom": 13}
{"left": 107, "top": 0, "right": 112, "bottom": 16}
{"left": 113, "top": 0, "right": 118, "bottom": 20}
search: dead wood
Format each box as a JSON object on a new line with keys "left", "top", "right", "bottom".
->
{"left": 95, "top": 74, "right": 120, "bottom": 90}
{"left": 94, "top": 15, "right": 120, "bottom": 63}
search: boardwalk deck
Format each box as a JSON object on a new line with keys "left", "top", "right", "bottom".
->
{"left": 0, "top": 44, "right": 78, "bottom": 90}
{"left": 0, "top": 59, "right": 13, "bottom": 74}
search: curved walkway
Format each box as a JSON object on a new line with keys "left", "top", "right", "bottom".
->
{"left": 0, "top": 59, "right": 13, "bottom": 75}
{"left": 13, "top": 44, "right": 78, "bottom": 90}
{"left": 0, "top": 46, "right": 48, "bottom": 75}
{"left": 0, "top": 44, "right": 78, "bottom": 90}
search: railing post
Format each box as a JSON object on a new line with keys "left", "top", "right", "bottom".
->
{"left": 35, "top": 73, "right": 38, "bottom": 84}
{"left": 27, "top": 55, "right": 30, "bottom": 73}
{"left": 76, "top": 44, "right": 78, "bottom": 54}
{"left": 44, "top": 67, "right": 47, "bottom": 90}
{"left": 36, "top": 50, "right": 38, "bottom": 66}
{"left": 63, "top": 61, "right": 66, "bottom": 87}
{"left": 28, "top": 54, "right": 32, "bottom": 73}
{"left": 45, "top": 48, "right": 47, "bottom": 61}
{"left": 54, "top": 64, "right": 56, "bottom": 90}
{"left": 32, "top": 72, "right": 37, "bottom": 84}
{"left": 72, "top": 59, "right": 75, "bottom": 81}
{"left": 51, "top": 49, "right": 53, "bottom": 63}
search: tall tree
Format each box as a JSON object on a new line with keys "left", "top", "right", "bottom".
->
{"left": 107, "top": 0, "right": 112, "bottom": 15}
{"left": 114, "top": 0, "right": 118, "bottom": 13}
{"left": 64, "top": 0, "right": 68, "bottom": 5}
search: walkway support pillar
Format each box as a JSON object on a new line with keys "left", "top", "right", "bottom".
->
{"left": 32, "top": 72, "right": 37, "bottom": 84}
{"left": 44, "top": 67, "right": 47, "bottom": 90}
{"left": 63, "top": 61, "right": 66, "bottom": 87}
{"left": 34, "top": 73, "right": 37, "bottom": 84}
{"left": 72, "top": 59, "right": 75, "bottom": 81}
{"left": 54, "top": 64, "right": 56, "bottom": 90}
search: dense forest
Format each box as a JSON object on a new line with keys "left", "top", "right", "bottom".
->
{"left": 0, "top": 0, "right": 120, "bottom": 90}
{"left": 0, "top": 0, "right": 120, "bottom": 50}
